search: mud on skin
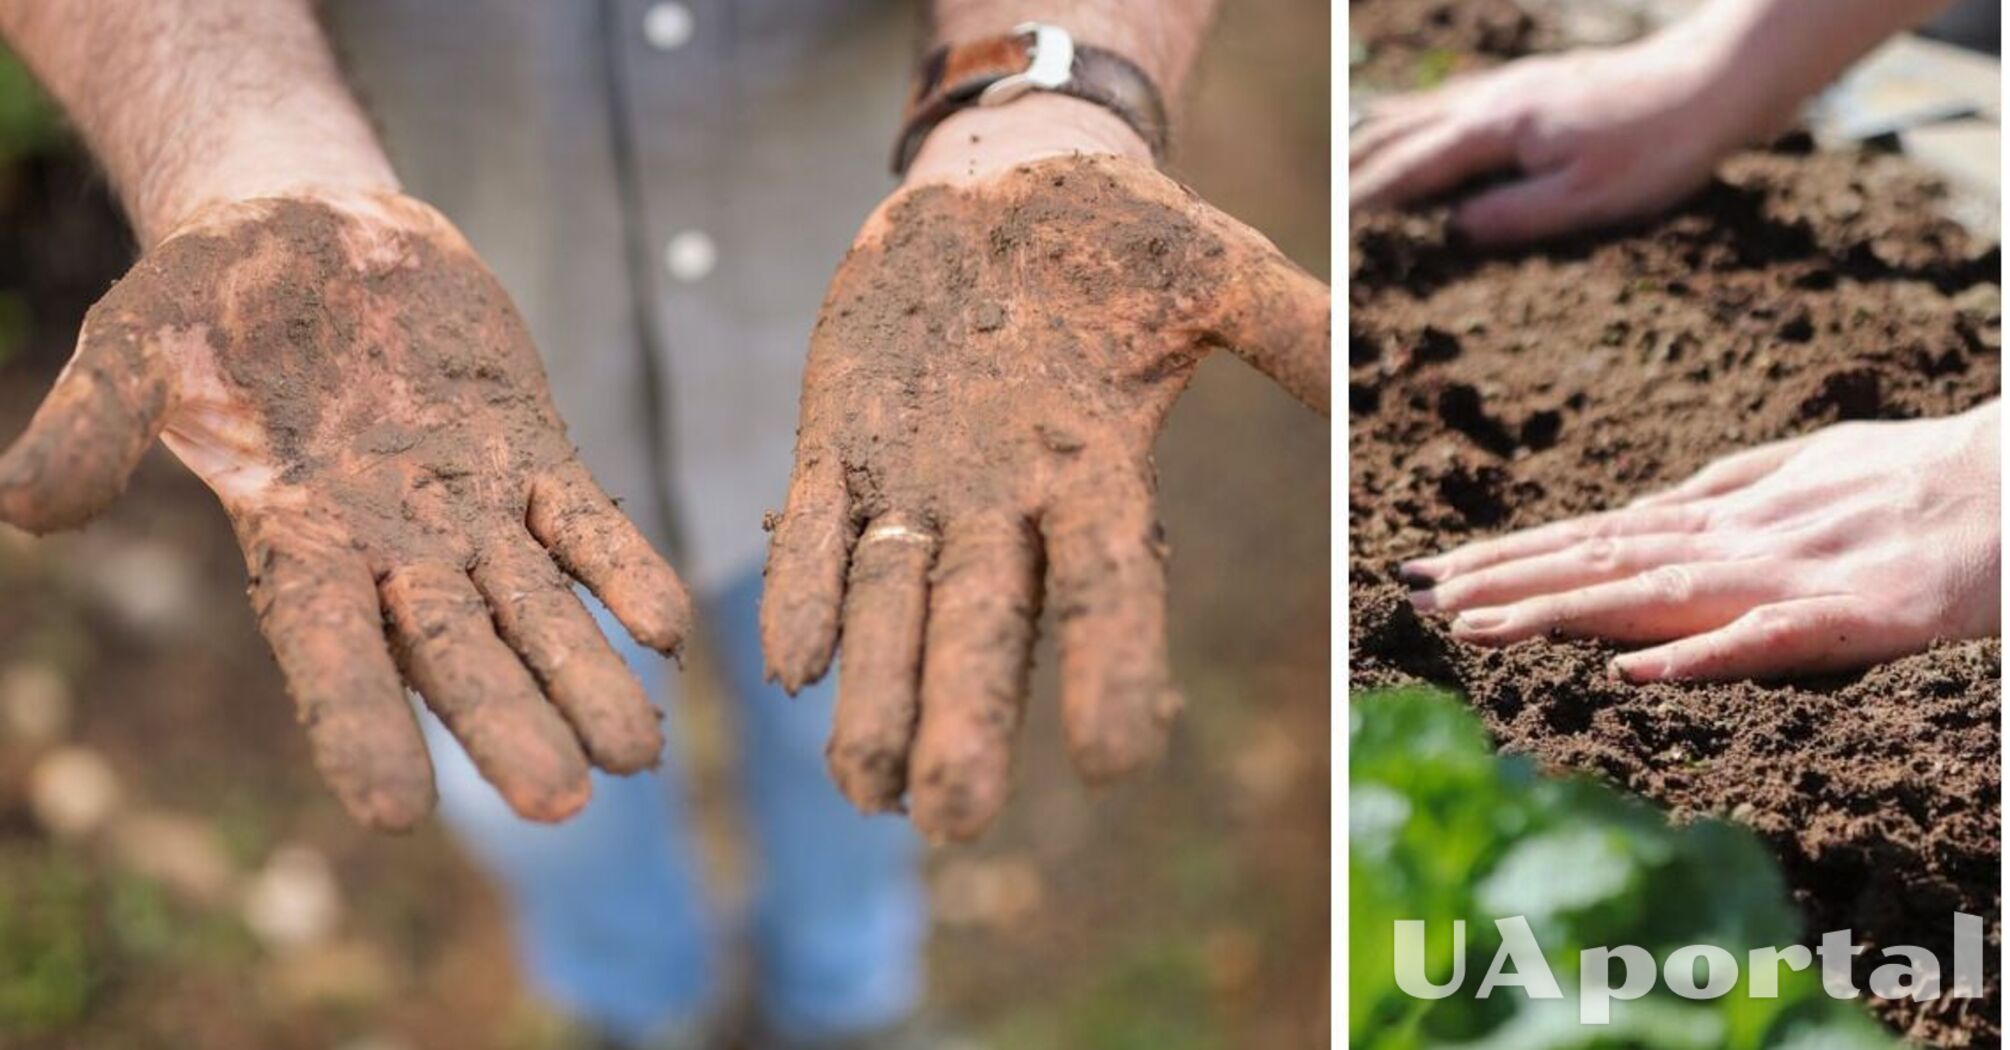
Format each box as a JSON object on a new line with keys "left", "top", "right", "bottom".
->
{"left": 0, "top": 192, "right": 691, "bottom": 830}
{"left": 762, "top": 154, "right": 1330, "bottom": 842}
{"left": 1351, "top": 147, "right": 2000, "bottom": 1046}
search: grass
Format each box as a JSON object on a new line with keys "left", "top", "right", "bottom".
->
{"left": 0, "top": 844, "right": 260, "bottom": 1039}
{"left": 988, "top": 937, "right": 1225, "bottom": 1050}
{"left": 0, "top": 851, "right": 96, "bottom": 1034}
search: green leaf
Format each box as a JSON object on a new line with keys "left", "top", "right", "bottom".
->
{"left": 1349, "top": 687, "right": 1902, "bottom": 1050}
{"left": 1477, "top": 826, "right": 1646, "bottom": 926}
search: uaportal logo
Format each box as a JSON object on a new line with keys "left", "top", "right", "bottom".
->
{"left": 1392, "top": 914, "right": 1986, "bottom": 1025}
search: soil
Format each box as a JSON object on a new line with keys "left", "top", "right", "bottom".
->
{"left": 765, "top": 154, "right": 1329, "bottom": 841}
{"left": 1351, "top": 134, "right": 2002, "bottom": 1043}
{"left": 1348, "top": 0, "right": 1563, "bottom": 90}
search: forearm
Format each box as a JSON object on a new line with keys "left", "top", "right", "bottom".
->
{"left": 0, "top": 0, "right": 395, "bottom": 246}
{"left": 1681, "top": 0, "right": 1954, "bottom": 141}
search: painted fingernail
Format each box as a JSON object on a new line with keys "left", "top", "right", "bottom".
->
{"left": 1408, "top": 589, "right": 1441, "bottom": 613}
{"left": 1397, "top": 560, "right": 1440, "bottom": 587}
{"left": 1454, "top": 609, "right": 1505, "bottom": 632}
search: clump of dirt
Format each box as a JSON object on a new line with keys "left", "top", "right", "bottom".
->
{"left": 1349, "top": 0, "right": 1560, "bottom": 89}
{"left": 1350, "top": 144, "right": 2001, "bottom": 1046}
{"left": 762, "top": 154, "right": 1330, "bottom": 842}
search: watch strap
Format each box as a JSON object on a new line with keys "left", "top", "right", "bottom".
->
{"left": 893, "top": 26, "right": 1170, "bottom": 175}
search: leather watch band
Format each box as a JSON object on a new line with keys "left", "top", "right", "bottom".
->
{"left": 892, "top": 24, "right": 1170, "bottom": 175}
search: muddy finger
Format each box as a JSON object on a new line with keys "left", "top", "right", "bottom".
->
{"left": 471, "top": 533, "right": 664, "bottom": 774}
{"left": 1210, "top": 235, "right": 1332, "bottom": 416}
{"left": 243, "top": 526, "right": 435, "bottom": 831}
{"left": 827, "top": 513, "right": 936, "bottom": 813}
{"left": 908, "top": 514, "right": 1041, "bottom": 842}
{"left": 528, "top": 458, "right": 692, "bottom": 655}
{"left": 1044, "top": 475, "right": 1181, "bottom": 786}
{"left": 762, "top": 446, "right": 854, "bottom": 694}
{"left": 0, "top": 309, "right": 179, "bottom": 533}
{"left": 381, "top": 562, "right": 592, "bottom": 822}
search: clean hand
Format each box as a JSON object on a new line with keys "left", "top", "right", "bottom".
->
{"left": 1405, "top": 404, "right": 2001, "bottom": 681}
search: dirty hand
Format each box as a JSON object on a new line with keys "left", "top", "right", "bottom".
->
{"left": 1404, "top": 402, "right": 2000, "bottom": 681}
{"left": 761, "top": 96, "right": 1330, "bottom": 842}
{"left": 0, "top": 189, "right": 690, "bottom": 829}
{"left": 1351, "top": 19, "right": 1785, "bottom": 244}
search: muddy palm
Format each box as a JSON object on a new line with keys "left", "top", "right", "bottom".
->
{"left": 0, "top": 191, "right": 689, "bottom": 829}
{"left": 762, "top": 155, "right": 1330, "bottom": 841}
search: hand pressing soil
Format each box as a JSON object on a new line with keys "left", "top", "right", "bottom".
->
{"left": 0, "top": 190, "right": 690, "bottom": 830}
{"left": 1352, "top": 40, "right": 1743, "bottom": 244}
{"left": 1351, "top": 0, "right": 1935, "bottom": 246}
{"left": 761, "top": 154, "right": 1330, "bottom": 842}
{"left": 1407, "top": 402, "right": 2000, "bottom": 680}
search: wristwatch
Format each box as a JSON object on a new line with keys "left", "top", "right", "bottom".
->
{"left": 892, "top": 23, "right": 1171, "bottom": 176}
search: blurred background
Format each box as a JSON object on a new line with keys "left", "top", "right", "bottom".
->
{"left": 0, "top": 1, "right": 1329, "bottom": 1048}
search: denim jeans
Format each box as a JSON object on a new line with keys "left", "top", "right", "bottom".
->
{"left": 418, "top": 570, "right": 923, "bottom": 1044}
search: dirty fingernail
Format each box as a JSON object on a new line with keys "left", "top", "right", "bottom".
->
{"left": 1408, "top": 588, "right": 1441, "bottom": 612}
{"left": 1609, "top": 654, "right": 1653, "bottom": 683}
{"left": 1454, "top": 608, "right": 1505, "bottom": 633}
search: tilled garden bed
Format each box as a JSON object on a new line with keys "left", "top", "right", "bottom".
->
{"left": 1350, "top": 20, "right": 2002, "bottom": 1042}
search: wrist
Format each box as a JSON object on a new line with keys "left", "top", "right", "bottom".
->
{"left": 134, "top": 110, "right": 400, "bottom": 247}
{"left": 1669, "top": 0, "right": 1901, "bottom": 150}
{"left": 1623, "top": 16, "right": 1792, "bottom": 156}
{"left": 903, "top": 93, "right": 1152, "bottom": 187}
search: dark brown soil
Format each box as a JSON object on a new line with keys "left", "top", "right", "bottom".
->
{"left": 1350, "top": 141, "right": 2001, "bottom": 1046}
{"left": 1348, "top": 0, "right": 1560, "bottom": 90}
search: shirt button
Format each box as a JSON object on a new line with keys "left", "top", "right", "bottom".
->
{"left": 642, "top": 2, "right": 695, "bottom": 51}
{"left": 664, "top": 231, "right": 717, "bottom": 282}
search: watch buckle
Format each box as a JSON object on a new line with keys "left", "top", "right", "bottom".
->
{"left": 978, "top": 23, "right": 1075, "bottom": 106}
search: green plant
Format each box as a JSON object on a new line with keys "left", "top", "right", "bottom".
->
{"left": 1350, "top": 687, "right": 1900, "bottom": 1049}
{"left": 0, "top": 44, "right": 61, "bottom": 164}
{"left": 0, "top": 853, "right": 98, "bottom": 1034}
{"left": 1412, "top": 48, "right": 1458, "bottom": 89}
{"left": 991, "top": 937, "right": 1225, "bottom": 1050}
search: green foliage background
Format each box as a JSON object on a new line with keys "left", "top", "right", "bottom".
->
{"left": 0, "top": 43, "right": 60, "bottom": 367}
{"left": 0, "top": 44, "right": 58, "bottom": 163}
{"left": 1350, "top": 687, "right": 1902, "bottom": 1049}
